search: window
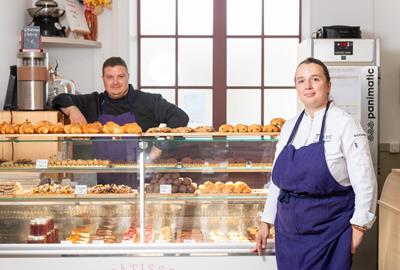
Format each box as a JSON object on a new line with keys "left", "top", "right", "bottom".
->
{"left": 138, "top": 0, "right": 300, "bottom": 127}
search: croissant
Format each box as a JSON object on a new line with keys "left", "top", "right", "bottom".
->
{"left": 123, "top": 123, "right": 142, "bottom": 134}
{"left": 1, "top": 123, "right": 16, "bottom": 134}
{"left": 35, "top": 125, "right": 50, "bottom": 134}
{"left": 49, "top": 123, "right": 65, "bottom": 134}
{"left": 64, "top": 124, "right": 82, "bottom": 134}
{"left": 102, "top": 121, "right": 124, "bottom": 134}
{"left": 82, "top": 122, "right": 103, "bottom": 134}
{"left": 19, "top": 121, "right": 35, "bottom": 134}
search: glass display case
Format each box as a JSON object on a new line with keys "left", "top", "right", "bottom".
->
{"left": 0, "top": 132, "right": 278, "bottom": 270}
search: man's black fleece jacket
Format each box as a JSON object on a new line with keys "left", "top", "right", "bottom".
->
{"left": 52, "top": 85, "right": 189, "bottom": 131}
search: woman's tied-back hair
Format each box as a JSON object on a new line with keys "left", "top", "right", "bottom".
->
{"left": 296, "top": 57, "right": 330, "bottom": 83}
{"left": 102, "top": 57, "right": 128, "bottom": 75}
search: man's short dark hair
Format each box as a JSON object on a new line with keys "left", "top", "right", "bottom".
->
{"left": 102, "top": 57, "right": 128, "bottom": 75}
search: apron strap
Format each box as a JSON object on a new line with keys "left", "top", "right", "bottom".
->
{"left": 318, "top": 101, "right": 331, "bottom": 143}
{"left": 286, "top": 101, "right": 331, "bottom": 146}
{"left": 286, "top": 110, "right": 305, "bottom": 146}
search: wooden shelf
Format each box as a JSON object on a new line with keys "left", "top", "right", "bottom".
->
{"left": 19, "top": 36, "right": 102, "bottom": 48}
{"left": 41, "top": 36, "right": 102, "bottom": 48}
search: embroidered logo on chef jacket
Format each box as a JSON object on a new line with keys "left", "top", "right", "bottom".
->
{"left": 313, "top": 134, "right": 332, "bottom": 142}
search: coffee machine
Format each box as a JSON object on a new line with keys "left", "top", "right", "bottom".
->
{"left": 16, "top": 51, "right": 49, "bottom": 110}
{"left": 27, "top": 0, "right": 66, "bottom": 37}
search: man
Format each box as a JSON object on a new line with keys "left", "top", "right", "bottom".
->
{"left": 53, "top": 56, "right": 189, "bottom": 186}
{"left": 53, "top": 56, "right": 188, "bottom": 130}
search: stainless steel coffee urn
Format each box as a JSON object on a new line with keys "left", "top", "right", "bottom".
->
{"left": 17, "top": 51, "right": 49, "bottom": 110}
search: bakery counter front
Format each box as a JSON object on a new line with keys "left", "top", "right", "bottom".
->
{"left": 0, "top": 195, "right": 276, "bottom": 270}
{"left": 0, "top": 131, "right": 278, "bottom": 269}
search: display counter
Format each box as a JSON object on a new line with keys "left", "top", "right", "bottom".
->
{"left": 0, "top": 128, "right": 278, "bottom": 269}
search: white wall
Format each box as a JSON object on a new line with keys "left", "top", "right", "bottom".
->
{"left": 49, "top": 0, "right": 133, "bottom": 94}
{"left": 303, "top": 0, "right": 400, "bottom": 143}
{"left": 0, "top": 1, "right": 32, "bottom": 109}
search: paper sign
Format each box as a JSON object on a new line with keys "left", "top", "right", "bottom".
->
{"left": 92, "top": 240, "right": 105, "bottom": 244}
{"left": 183, "top": 239, "right": 196, "bottom": 244}
{"left": 160, "top": 184, "right": 172, "bottom": 194}
{"left": 74, "top": 185, "right": 88, "bottom": 195}
{"left": 36, "top": 159, "right": 48, "bottom": 169}
{"left": 64, "top": 0, "right": 90, "bottom": 34}
{"left": 60, "top": 240, "right": 72, "bottom": 244}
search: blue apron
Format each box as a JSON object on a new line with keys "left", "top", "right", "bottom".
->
{"left": 272, "top": 103, "right": 354, "bottom": 270}
{"left": 93, "top": 90, "right": 138, "bottom": 187}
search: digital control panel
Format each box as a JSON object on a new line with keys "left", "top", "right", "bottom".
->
{"left": 334, "top": 41, "right": 353, "bottom": 55}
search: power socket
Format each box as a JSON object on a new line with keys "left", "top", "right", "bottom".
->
{"left": 389, "top": 142, "right": 400, "bottom": 153}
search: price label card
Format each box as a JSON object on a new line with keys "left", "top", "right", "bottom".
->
{"left": 60, "top": 240, "right": 72, "bottom": 244}
{"left": 74, "top": 185, "right": 88, "bottom": 195}
{"left": 160, "top": 184, "right": 172, "bottom": 194}
{"left": 121, "top": 240, "right": 133, "bottom": 244}
{"left": 36, "top": 159, "right": 48, "bottom": 169}
{"left": 92, "top": 240, "right": 105, "bottom": 244}
{"left": 183, "top": 239, "right": 196, "bottom": 244}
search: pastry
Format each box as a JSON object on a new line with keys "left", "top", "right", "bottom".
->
{"left": 193, "top": 126, "right": 214, "bottom": 132}
{"left": 248, "top": 124, "right": 262, "bottom": 133}
{"left": 49, "top": 122, "right": 65, "bottom": 134}
{"left": 82, "top": 122, "right": 103, "bottom": 134}
{"left": 123, "top": 122, "right": 142, "bottom": 134}
{"left": 18, "top": 120, "right": 35, "bottom": 134}
{"left": 262, "top": 124, "right": 280, "bottom": 132}
{"left": 102, "top": 121, "right": 124, "bottom": 134}
{"left": 64, "top": 123, "right": 83, "bottom": 134}
{"left": 171, "top": 126, "right": 193, "bottom": 133}
{"left": 270, "top": 117, "right": 286, "bottom": 127}
{"left": 234, "top": 124, "right": 248, "bottom": 133}
{"left": 218, "top": 124, "right": 234, "bottom": 133}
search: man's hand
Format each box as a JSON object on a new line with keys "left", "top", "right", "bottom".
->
{"left": 351, "top": 226, "right": 365, "bottom": 254}
{"left": 250, "top": 222, "right": 270, "bottom": 255}
{"left": 149, "top": 145, "right": 162, "bottom": 161}
{"left": 61, "top": 106, "right": 87, "bottom": 124}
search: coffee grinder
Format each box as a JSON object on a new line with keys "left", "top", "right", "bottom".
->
{"left": 27, "top": 0, "right": 66, "bottom": 37}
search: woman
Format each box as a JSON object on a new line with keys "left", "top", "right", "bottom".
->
{"left": 252, "top": 57, "right": 377, "bottom": 269}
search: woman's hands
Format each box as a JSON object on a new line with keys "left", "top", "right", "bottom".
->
{"left": 351, "top": 226, "right": 365, "bottom": 254}
{"left": 250, "top": 222, "right": 270, "bottom": 255}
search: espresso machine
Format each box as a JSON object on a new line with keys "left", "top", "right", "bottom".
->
{"left": 16, "top": 51, "right": 49, "bottom": 110}
{"left": 27, "top": 0, "right": 66, "bottom": 37}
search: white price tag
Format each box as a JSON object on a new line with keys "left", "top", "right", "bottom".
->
{"left": 121, "top": 240, "right": 133, "bottom": 244}
{"left": 92, "top": 240, "right": 105, "bottom": 244}
{"left": 36, "top": 159, "right": 48, "bottom": 169}
{"left": 60, "top": 240, "right": 72, "bottom": 244}
{"left": 183, "top": 239, "right": 196, "bottom": 244}
{"left": 74, "top": 185, "right": 88, "bottom": 195}
{"left": 160, "top": 184, "right": 172, "bottom": 194}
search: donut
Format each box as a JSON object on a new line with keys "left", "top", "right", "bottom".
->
{"left": 218, "top": 124, "right": 234, "bottom": 133}
{"left": 248, "top": 124, "right": 262, "bottom": 133}
{"left": 234, "top": 124, "right": 248, "bottom": 133}
{"left": 262, "top": 124, "right": 280, "bottom": 132}
{"left": 270, "top": 118, "right": 286, "bottom": 127}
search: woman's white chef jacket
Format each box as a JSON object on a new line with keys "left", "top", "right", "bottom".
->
{"left": 261, "top": 103, "right": 377, "bottom": 229}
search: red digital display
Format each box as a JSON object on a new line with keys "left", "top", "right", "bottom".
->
{"left": 339, "top": 42, "right": 349, "bottom": 47}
